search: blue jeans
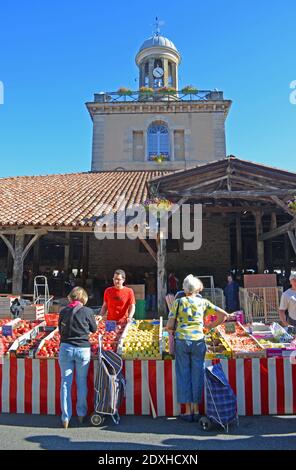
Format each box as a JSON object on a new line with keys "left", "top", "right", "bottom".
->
{"left": 58, "top": 343, "right": 91, "bottom": 422}
{"left": 175, "top": 338, "right": 206, "bottom": 404}
{"left": 146, "top": 294, "right": 157, "bottom": 312}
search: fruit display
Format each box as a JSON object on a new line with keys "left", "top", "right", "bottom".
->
{"left": 257, "top": 338, "right": 288, "bottom": 349}
{"left": 90, "top": 319, "right": 126, "bottom": 356}
{"left": 0, "top": 320, "right": 43, "bottom": 354}
{"left": 162, "top": 331, "right": 174, "bottom": 360}
{"left": 13, "top": 330, "right": 51, "bottom": 357}
{"left": 217, "top": 322, "right": 266, "bottom": 358}
{"left": 29, "top": 318, "right": 127, "bottom": 359}
{"left": 205, "top": 330, "right": 232, "bottom": 359}
{"left": 36, "top": 330, "right": 60, "bottom": 358}
{"left": 119, "top": 319, "right": 162, "bottom": 360}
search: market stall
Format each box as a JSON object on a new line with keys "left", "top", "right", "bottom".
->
{"left": 1, "top": 356, "right": 296, "bottom": 417}
{"left": 1, "top": 314, "right": 296, "bottom": 418}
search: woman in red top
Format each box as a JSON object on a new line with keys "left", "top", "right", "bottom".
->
{"left": 100, "top": 269, "right": 135, "bottom": 322}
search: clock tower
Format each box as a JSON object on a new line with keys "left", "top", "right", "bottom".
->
{"left": 86, "top": 26, "right": 231, "bottom": 171}
{"left": 135, "top": 28, "right": 181, "bottom": 90}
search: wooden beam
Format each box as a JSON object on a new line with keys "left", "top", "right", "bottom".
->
{"left": 236, "top": 214, "right": 243, "bottom": 268}
{"left": 139, "top": 238, "right": 157, "bottom": 262}
{"left": 288, "top": 230, "right": 296, "bottom": 255}
{"left": 163, "top": 189, "right": 296, "bottom": 199}
{"left": 0, "top": 228, "right": 47, "bottom": 236}
{"left": 230, "top": 174, "right": 279, "bottom": 190}
{"left": 22, "top": 233, "right": 42, "bottom": 261}
{"left": 260, "top": 219, "right": 296, "bottom": 241}
{"left": 254, "top": 211, "right": 265, "bottom": 273}
{"left": 175, "top": 176, "right": 228, "bottom": 192}
{"left": 271, "top": 196, "right": 295, "bottom": 217}
{"left": 0, "top": 234, "right": 15, "bottom": 259}
{"left": 156, "top": 233, "right": 167, "bottom": 317}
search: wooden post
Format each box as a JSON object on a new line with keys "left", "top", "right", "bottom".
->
{"left": 0, "top": 230, "right": 46, "bottom": 295}
{"left": 33, "top": 239, "right": 40, "bottom": 276}
{"left": 284, "top": 233, "right": 290, "bottom": 274}
{"left": 255, "top": 211, "right": 265, "bottom": 273}
{"left": 64, "top": 232, "right": 70, "bottom": 276}
{"left": 6, "top": 236, "right": 13, "bottom": 291}
{"left": 236, "top": 214, "right": 243, "bottom": 269}
{"left": 156, "top": 232, "right": 167, "bottom": 318}
{"left": 288, "top": 230, "right": 296, "bottom": 255}
{"left": 12, "top": 233, "right": 25, "bottom": 295}
{"left": 82, "top": 233, "right": 89, "bottom": 286}
{"left": 267, "top": 212, "right": 277, "bottom": 270}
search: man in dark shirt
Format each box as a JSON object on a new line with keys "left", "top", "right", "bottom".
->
{"left": 224, "top": 273, "right": 240, "bottom": 312}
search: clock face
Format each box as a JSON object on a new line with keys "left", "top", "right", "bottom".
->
{"left": 153, "top": 67, "right": 164, "bottom": 78}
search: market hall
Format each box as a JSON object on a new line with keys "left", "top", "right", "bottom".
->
{"left": 1, "top": 28, "right": 296, "bottom": 421}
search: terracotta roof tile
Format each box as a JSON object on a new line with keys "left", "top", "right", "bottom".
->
{"left": 0, "top": 170, "right": 172, "bottom": 228}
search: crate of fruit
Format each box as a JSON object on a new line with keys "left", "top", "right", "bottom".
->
{"left": 217, "top": 322, "right": 266, "bottom": 358}
{"left": 0, "top": 319, "right": 45, "bottom": 355}
{"left": 90, "top": 318, "right": 127, "bottom": 357}
{"left": 44, "top": 313, "right": 59, "bottom": 327}
{"left": 35, "top": 328, "right": 60, "bottom": 358}
{"left": 118, "top": 318, "right": 163, "bottom": 360}
{"left": 9, "top": 323, "right": 53, "bottom": 358}
{"left": 1, "top": 317, "right": 22, "bottom": 337}
{"left": 205, "top": 330, "right": 232, "bottom": 359}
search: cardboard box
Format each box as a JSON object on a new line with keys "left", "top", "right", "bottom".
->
{"left": 243, "top": 274, "right": 277, "bottom": 288}
{"left": 126, "top": 284, "right": 145, "bottom": 300}
{"left": 22, "top": 304, "right": 45, "bottom": 321}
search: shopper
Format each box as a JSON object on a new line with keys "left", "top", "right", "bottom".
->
{"left": 100, "top": 269, "right": 135, "bottom": 322}
{"left": 145, "top": 272, "right": 157, "bottom": 314}
{"left": 58, "top": 287, "right": 97, "bottom": 429}
{"left": 279, "top": 272, "right": 296, "bottom": 326}
{"left": 224, "top": 273, "right": 240, "bottom": 312}
{"left": 166, "top": 274, "right": 229, "bottom": 422}
{"left": 168, "top": 272, "right": 179, "bottom": 295}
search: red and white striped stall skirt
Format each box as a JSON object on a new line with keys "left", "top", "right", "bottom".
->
{"left": 0, "top": 357, "right": 296, "bottom": 416}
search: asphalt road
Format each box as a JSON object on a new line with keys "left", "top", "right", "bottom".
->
{"left": 0, "top": 413, "right": 295, "bottom": 451}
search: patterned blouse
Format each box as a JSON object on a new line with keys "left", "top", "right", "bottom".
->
{"left": 168, "top": 294, "right": 219, "bottom": 341}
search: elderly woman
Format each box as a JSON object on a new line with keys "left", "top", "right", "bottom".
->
{"left": 166, "top": 274, "right": 230, "bottom": 422}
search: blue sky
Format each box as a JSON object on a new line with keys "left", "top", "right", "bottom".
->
{"left": 0, "top": 0, "right": 295, "bottom": 177}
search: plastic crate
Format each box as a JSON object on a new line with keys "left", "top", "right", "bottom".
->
{"left": 44, "top": 313, "right": 59, "bottom": 327}
{"left": 134, "top": 299, "right": 146, "bottom": 320}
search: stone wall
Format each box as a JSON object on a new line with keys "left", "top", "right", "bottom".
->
{"left": 88, "top": 216, "right": 231, "bottom": 288}
{"left": 91, "top": 109, "right": 227, "bottom": 171}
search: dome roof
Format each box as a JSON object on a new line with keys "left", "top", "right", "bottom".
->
{"left": 139, "top": 34, "right": 178, "bottom": 52}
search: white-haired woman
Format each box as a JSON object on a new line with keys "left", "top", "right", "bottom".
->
{"left": 166, "top": 274, "right": 230, "bottom": 422}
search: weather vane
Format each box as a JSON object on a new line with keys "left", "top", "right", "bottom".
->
{"left": 153, "top": 17, "right": 164, "bottom": 36}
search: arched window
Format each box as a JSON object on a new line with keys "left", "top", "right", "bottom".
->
{"left": 147, "top": 122, "right": 169, "bottom": 160}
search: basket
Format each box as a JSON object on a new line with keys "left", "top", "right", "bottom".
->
{"left": 44, "top": 313, "right": 59, "bottom": 327}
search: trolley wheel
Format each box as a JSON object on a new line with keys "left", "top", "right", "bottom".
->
{"left": 199, "top": 416, "right": 212, "bottom": 431}
{"left": 112, "top": 412, "right": 120, "bottom": 425}
{"left": 90, "top": 413, "right": 105, "bottom": 426}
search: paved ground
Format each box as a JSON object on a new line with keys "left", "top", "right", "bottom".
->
{"left": 0, "top": 413, "right": 296, "bottom": 450}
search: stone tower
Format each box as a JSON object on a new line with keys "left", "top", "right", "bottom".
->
{"left": 87, "top": 29, "right": 231, "bottom": 171}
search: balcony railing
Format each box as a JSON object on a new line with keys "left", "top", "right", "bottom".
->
{"left": 94, "top": 89, "right": 224, "bottom": 103}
